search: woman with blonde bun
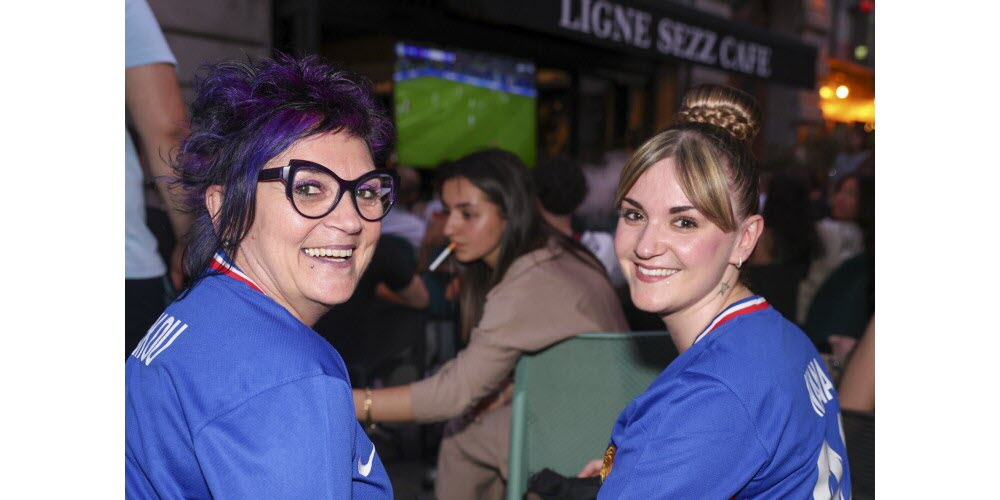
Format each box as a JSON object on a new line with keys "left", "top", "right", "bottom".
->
{"left": 588, "top": 85, "right": 851, "bottom": 498}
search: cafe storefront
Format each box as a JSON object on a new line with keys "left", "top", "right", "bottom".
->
{"left": 274, "top": 0, "right": 819, "bottom": 162}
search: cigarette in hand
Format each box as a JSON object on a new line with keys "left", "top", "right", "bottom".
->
{"left": 428, "top": 242, "right": 456, "bottom": 272}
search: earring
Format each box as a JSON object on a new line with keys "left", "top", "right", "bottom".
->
{"left": 737, "top": 256, "right": 742, "bottom": 269}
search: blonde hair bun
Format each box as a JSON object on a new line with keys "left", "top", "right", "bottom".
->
{"left": 676, "top": 84, "right": 761, "bottom": 144}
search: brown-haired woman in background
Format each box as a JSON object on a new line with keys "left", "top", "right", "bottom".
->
{"left": 354, "top": 148, "right": 628, "bottom": 500}
{"left": 588, "top": 85, "right": 852, "bottom": 498}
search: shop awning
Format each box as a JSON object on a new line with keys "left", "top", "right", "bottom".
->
{"left": 443, "top": 0, "right": 818, "bottom": 89}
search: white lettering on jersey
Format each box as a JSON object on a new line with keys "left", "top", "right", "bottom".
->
{"left": 358, "top": 443, "right": 375, "bottom": 477}
{"left": 804, "top": 358, "right": 835, "bottom": 416}
{"left": 813, "top": 439, "right": 846, "bottom": 499}
{"left": 131, "top": 313, "right": 189, "bottom": 366}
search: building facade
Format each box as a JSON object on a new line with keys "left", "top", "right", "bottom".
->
{"left": 140, "top": 0, "right": 872, "bottom": 168}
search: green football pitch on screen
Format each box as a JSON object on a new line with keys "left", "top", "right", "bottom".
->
{"left": 395, "top": 77, "right": 536, "bottom": 168}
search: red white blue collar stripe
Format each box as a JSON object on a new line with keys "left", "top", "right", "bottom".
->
{"left": 210, "top": 251, "right": 266, "bottom": 295}
{"left": 693, "top": 296, "right": 769, "bottom": 345}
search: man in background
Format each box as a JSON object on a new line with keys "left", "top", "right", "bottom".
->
{"left": 381, "top": 165, "right": 427, "bottom": 252}
{"left": 533, "top": 156, "right": 625, "bottom": 288}
{"left": 125, "top": 0, "right": 190, "bottom": 354}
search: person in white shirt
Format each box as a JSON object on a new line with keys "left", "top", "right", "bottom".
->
{"left": 797, "top": 173, "right": 873, "bottom": 324}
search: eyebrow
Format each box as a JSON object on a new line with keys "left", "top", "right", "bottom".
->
{"left": 622, "top": 197, "right": 644, "bottom": 211}
{"left": 623, "top": 198, "right": 695, "bottom": 214}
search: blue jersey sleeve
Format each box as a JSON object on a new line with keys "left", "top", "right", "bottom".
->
{"left": 599, "top": 371, "right": 769, "bottom": 499}
{"left": 192, "top": 374, "right": 390, "bottom": 498}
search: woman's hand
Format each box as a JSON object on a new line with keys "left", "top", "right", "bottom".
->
{"left": 828, "top": 334, "right": 858, "bottom": 364}
{"left": 577, "top": 459, "right": 604, "bottom": 478}
{"left": 826, "top": 334, "right": 859, "bottom": 383}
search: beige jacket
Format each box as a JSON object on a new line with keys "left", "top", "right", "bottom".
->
{"left": 410, "top": 241, "right": 629, "bottom": 422}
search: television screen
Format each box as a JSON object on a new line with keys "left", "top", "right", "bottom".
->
{"left": 394, "top": 42, "right": 537, "bottom": 168}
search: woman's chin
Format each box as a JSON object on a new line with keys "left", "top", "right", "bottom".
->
{"left": 630, "top": 294, "right": 671, "bottom": 315}
{"left": 308, "top": 286, "right": 356, "bottom": 308}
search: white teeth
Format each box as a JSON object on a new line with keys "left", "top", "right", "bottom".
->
{"left": 637, "top": 266, "right": 677, "bottom": 277}
{"left": 304, "top": 248, "right": 353, "bottom": 258}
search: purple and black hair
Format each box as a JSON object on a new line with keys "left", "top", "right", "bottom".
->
{"left": 174, "top": 53, "right": 394, "bottom": 291}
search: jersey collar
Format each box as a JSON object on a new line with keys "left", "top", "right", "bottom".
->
{"left": 692, "top": 295, "right": 769, "bottom": 345}
{"left": 210, "top": 250, "right": 266, "bottom": 295}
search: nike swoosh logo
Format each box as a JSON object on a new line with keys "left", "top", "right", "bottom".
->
{"left": 358, "top": 444, "right": 375, "bottom": 477}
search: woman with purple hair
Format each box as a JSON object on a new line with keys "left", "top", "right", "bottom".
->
{"left": 125, "top": 54, "right": 397, "bottom": 498}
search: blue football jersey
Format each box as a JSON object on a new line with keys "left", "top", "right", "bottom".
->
{"left": 125, "top": 252, "right": 392, "bottom": 498}
{"left": 599, "top": 296, "right": 850, "bottom": 499}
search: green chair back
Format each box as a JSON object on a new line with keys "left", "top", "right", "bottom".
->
{"left": 506, "top": 331, "right": 676, "bottom": 500}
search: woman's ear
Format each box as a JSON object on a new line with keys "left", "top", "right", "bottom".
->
{"left": 205, "top": 185, "right": 224, "bottom": 232}
{"left": 733, "top": 214, "right": 764, "bottom": 266}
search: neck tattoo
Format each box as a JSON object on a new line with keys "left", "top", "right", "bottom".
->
{"left": 718, "top": 280, "right": 731, "bottom": 296}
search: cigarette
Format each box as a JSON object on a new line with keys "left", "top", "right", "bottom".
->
{"left": 428, "top": 242, "right": 456, "bottom": 272}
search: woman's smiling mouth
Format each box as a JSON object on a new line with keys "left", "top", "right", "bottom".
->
{"left": 303, "top": 247, "right": 354, "bottom": 262}
{"left": 635, "top": 264, "right": 678, "bottom": 282}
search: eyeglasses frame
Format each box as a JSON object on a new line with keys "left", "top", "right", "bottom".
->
{"left": 257, "top": 159, "right": 400, "bottom": 221}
